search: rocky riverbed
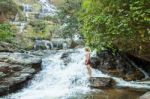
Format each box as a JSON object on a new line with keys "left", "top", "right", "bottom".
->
{"left": 0, "top": 52, "right": 42, "bottom": 96}
{"left": 89, "top": 49, "right": 150, "bottom": 99}
{"left": 90, "top": 49, "right": 150, "bottom": 81}
{"left": 0, "top": 49, "right": 150, "bottom": 99}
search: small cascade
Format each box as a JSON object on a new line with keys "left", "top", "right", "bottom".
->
{"left": 9, "top": 21, "right": 27, "bottom": 33}
{"left": 5, "top": 48, "right": 150, "bottom": 99}
{"left": 38, "top": 0, "right": 57, "bottom": 17}
{"left": 22, "top": 4, "right": 32, "bottom": 21}
{"left": 50, "top": 42, "right": 54, "bottom": 49}
{"left": 10, "top": 4, "right": 31, "bottom": 33}
{"left": 19, "top": 23, "right": 26, "bottom": 33}
{"left": 73, "top": 34, "right": 82, "bottom": 41}
{"left": 14, "top": 13, "right": 19, "bottom": 21}
{"left": 34, "top": 39, "right": 70, "bottom": 50}
{"left": 34, "top": 40, "right": 57, "bottom": 50}
{"left": 63, "top": 42, "right": 68, "bottom": 50}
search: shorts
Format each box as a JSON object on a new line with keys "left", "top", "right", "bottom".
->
{"left": 85, "top": 60, "right": 90, "bottom": 65}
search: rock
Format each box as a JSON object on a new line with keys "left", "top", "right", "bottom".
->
{"left": 89, "top": 77, "right": 116, "bottom": 88}
{"left": 127, "top": 54, "right": 150, "bottom": 74}
{"left": 139, "top": 91, "right": 150, "bottom": 99}
{"left": 0, "top": 42, "right": 16, "bottom": 52}
{"left": 29, "top": 50, "right": 57, "bottom": 57}
{"left": 90, "top": 50, "right": 146, "bottom": 81}
{"left": 61, "top": 52, "right": 70, "bottom": 59}
{"left": 0, "top": 52, "right": 42, "bottom": 65}
{"left": 61, "top": 52, "right": 73, "bottom": 65}
{"left": 0, "top": 52, "right": 42, "bottom": 96}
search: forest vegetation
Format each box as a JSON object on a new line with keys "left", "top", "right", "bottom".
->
{"left": 0, "top": 0, "right": 150, "bottom": 55}
{"left": 58, "top": 0, "right": 150, "bottom": 56}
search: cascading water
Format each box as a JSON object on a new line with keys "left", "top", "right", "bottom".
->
{"left": 38, "top": 0, "right": 57, "bottom": 16}
{"left": 5, "top": 48, "right": 150, "bottom": 99}
{"left": 23, "top": 4, "right": 29, "bottom": 18}
{"left": 5, "top": 49, "right": 90, "bottom": 99}
{"left": 19, "top": 23, "right": 26, "bottom": 33}
{"left": 10, "top": 4, "right": 29, "bottom": 33}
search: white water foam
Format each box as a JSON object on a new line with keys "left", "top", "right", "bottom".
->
{"left": 5, "top": 48, "right": 150, "bottom": 99}
{"left": 39, "top": 0, "right": 57, "bottom": 16}
{"left": 6, "top": 49, "right": 90, "bottom": 99}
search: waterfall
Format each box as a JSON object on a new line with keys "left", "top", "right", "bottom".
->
{"left": 22, "top": 4, "right": 31, "bottom": 21}
{"left": 50, "top": 42, "right": 54, "bottom": 49}
{"left": 6, "top": 49, "right": 91, "bottom": 99}
{"left": 38, "top": 0, "right": 57, "bottom": 17}
{"left": 63, "top": 42, "right": 68, "bottom": 50}
{"left": 10, "top": 4, "right": 30, "bottom": 33}
{"left": 19, "top": 23, "right": 26, "bottom": 33}
{"left": 14, "top": 13, "right": 19, "bottom": 21}
{"left": 5, "top": 48, "right": 150, "bottom": 99}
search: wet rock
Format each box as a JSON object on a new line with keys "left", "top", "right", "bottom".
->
{"left": 127, "top": 54, "right": 150, "bottom": 74}
{"left": 29, "top": 50, "right": 57, "bottom": 57}
{"left": 61, "top": 52, "right": 70, "bottom": 59}
{"left": 0, "top": 52, "right": 42, "bottom": 96}
{"left": 89, "top": 77, "right": 116, "bottom": 88}
{"left": 0, "top": 52, "right": 42, "bottom": 65}
{"left": 90, "top": 50, "right": 146, "bottom": 81}
{"left": 61, "top": 52, "right": 72, "bottom": 65}
{"left": 139, "top": 91, "right": 150, "bottom": 99}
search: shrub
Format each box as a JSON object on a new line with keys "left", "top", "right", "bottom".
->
{"left": 79, "top": 0, "right": 150, "bottom": 54}
{"left": 0, "top": 23, "right": 14, "bottom": 42}
{"left": 29, "top": 20, "right": 46, "bottom": 33}
{"left": 0, "top": 0, "right": 22, "bottom": 22}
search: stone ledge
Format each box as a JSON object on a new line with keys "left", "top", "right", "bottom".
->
{"left": 89, "top": 77, "right": 116, "bottom": 88}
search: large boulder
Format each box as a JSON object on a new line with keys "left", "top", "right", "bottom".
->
{"left": 127, "top": 54, "right": 150, "bottom": 74}
{"left": 0, "top": 52, "right": 41, "bottom": 65}
{"left": 139, "top": 91, "right": 150, "bottom": 99}
{"left": 90, "top": 50, "right": 148, "bottom": 81}
{"left": 0, "top": 42, "right": 17, "bottom": 52}
{"left": 89, "top": 77, "right": 116, "bottom": 88}
{"left": 0, "top": 52, "right": 42, "bottom": 96}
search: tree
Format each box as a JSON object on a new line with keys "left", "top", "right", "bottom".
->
{"left": 0, "top": 0, "right": 20, "bottom": 23}
{"left": 79, "top": 0, "right": 150, "bottom": 54}
{"left": 57, "top": 0, "right": 82, "bottom": 39}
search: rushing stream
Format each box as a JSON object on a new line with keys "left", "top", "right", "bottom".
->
{"left": 4, "top": 48, "right": 150, "bottom": 99}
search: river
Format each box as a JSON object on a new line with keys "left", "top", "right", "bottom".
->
{"left": 4, "top": 48, "right": 149, "bottom": 99}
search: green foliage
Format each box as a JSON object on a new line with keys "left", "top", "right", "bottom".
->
{"left": 58, "top": 0, "right": 82, "bottom": 38}
{"left": 0, "top": 23, "right": 14, "bottom": 42}
{"left": 0, "top": 0, "right": 17, "bottom": 14}
{"left": 25, "top": 22, "right": 54, "bottom": 40}
{"left": 0, "top": 0, "right": 22, "bottom": 21}
{"left": 29, "top": 20, "right": 46, "bottom": 33}
{"left": 79, "top": 0, "right": 150, "bottom": 53}
{"left": 42, "top": 16, "right": 58, "bottom": 22}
